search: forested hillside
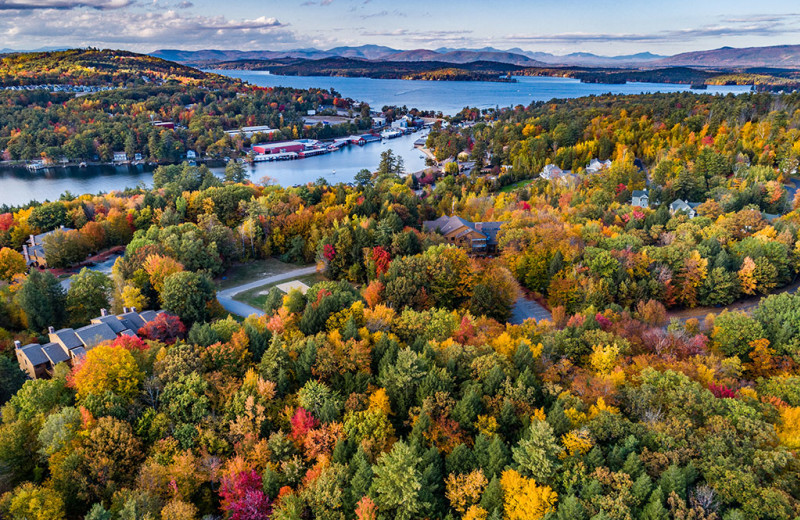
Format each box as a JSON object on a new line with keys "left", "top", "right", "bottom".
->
{"left": 0, "top": 49, "right": 231, "bottom": 87}
{"left": 0, "top": 89, "right": 800, "bottom": 519}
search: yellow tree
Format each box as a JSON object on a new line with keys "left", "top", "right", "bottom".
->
{"left": 143, "top": 254, "right": 184, "bottom": 295}
{"left": 0, "top": 247, "right": 26, "bottom": 282}
{"left": 500, "top": 469, "right": 557, "bottom": 520}
{"left": 71, "top": 344, "right": 144, "bottom": 401}
{"left": 738, "top": 256, "right": 757, "bottom": 295}
{"left": 3, "top": 483, "right": 65, "bottom": 520}
{"left": 445, "top": 469, "right": 487, "bottom": 514}
{"left": 121, "top": 284, "right": 148, "bottom": 311}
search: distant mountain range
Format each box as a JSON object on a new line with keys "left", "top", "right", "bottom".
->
{"left": 151, "top": 44, "right": 800, "bottom": 70}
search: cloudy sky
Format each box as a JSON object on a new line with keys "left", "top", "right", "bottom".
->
{"left": 1, "top": 0, "right": 799, "bottom": 55}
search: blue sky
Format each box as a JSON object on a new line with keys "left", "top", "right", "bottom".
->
{"left": 1, "top": 0, "right": 799, "bottom": 55}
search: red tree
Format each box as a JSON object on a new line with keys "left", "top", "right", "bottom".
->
{"left": 290, "top": 407, "right": 319, "bottom": 443}
{"left": 220, "top": 470, "right": 271, "bottom": 520}
{"left": 137, "top": 314, "right": 186, "bottom": 344}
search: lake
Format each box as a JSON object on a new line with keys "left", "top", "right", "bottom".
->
{"left": 0, "top": 130, "right": 429, "bottom": 207}
{"left": 0, "top": 73, "right": 752, "bottom": 206}
{"left": 216, "top": 71, "right": 752, "bottom": 115}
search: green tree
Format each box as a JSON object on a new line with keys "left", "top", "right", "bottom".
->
{"left": 160, "top": 271, "right": 215, "bottom": 324}
{"left": 66, "top": 268, "right": 112, "bottom": 326}
{"left": 511, "top": 420, "right": 561, "bottom": 485}
{"left": 224, "top": 161, "right": 248, "bottom": 183}
{"left": 15, "top": 269, "right": 67, "bottom": 332}
{"left": 370, "top": 441, "right": 427, "bottom": 520}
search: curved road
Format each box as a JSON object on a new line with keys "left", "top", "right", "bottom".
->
{"left": 217, "top": 265, "right": 318, "bottom": 318}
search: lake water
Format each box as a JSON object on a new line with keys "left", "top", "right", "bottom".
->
{"left": 217, "top": 71, "right": 752, "bottom": 115}
{"left": 0, "top": 130, "right": 429, "bottom": 207}
{"left": 0, "top": 73, "right": 752, "bottom": 206}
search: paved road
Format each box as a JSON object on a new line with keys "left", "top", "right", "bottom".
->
{"left": 509, "top": 296, "right": 552, "bottom": 325}
{"left": 216, "top": 265, "right": 318, "bottom": 318}
{"left": 59, "top": 253, "right": 122, "bottom": 290}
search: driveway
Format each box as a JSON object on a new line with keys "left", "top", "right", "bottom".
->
{"left": 59, "top": 253, "right": 122, "bottom": 290}
{"left": 216, "top": 265, "right": 318, "bottom": 318}
{"left": 509, "top": 296, "right": 552, "bottom": 325}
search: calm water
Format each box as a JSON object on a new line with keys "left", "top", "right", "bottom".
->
{"left": 217, "top": 71, "right": 752, "bottom": 115}
{"left": 0, "top": 73, "right": 752, "bottom": 205}
{"left": 0, "top": 130, "right": 429, "bottom": 206}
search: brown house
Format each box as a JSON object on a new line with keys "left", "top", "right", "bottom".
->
{"left": 423, "top": 215, "right": 502, "bottom": 253}
{"left": 15, "top": 307, "right": 168, "bottom": 379}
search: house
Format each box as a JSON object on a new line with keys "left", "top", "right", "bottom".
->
{"left": 540, "top": 164, "right": 570, "bottom": 180}
{"left": 371, "top": 117, "right": 387, "bottom": 128}
{"left": 22, "top": 226, "right": 75, "bottom": 267}
{"left": 631, "top": 190, "right": 650, "bottom": 208}
{"left": 391, "top": 119, "right": 408, "bottom": 130}
{"left": 186, "top": 150, "right": 197, "bottom": 160}
{"left": 423, "top": 215, "right": 503, "bottom": 253}
{"left": 133, "top": 153, "right": 143, "bottom": 161}
{"left": 151, "top": 121, "right": 175, "bottom": 130}
{"left": 113, "top": 151, "right": 128, "bottom": 163}
{"left": 669, "top": 199, "right": 698, "bottom": 218}
{"left": 586, "top": 158, "right": 612, "bottom": 174}
{"left": 15, "top": 307, "right": 169, "bottom": 379}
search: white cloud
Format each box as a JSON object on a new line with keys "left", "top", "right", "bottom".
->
{"left": 0, "top": 8, "right": 298, "bottom": 50}
{"left": 0, "top": 0, "right": 131, "bottom": 9}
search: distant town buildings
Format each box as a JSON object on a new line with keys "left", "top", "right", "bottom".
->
{"left": 225, "top": 126, "right": 279, "bottom": 139}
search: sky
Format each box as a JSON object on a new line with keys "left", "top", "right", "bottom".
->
{"left": 1, "top": 0, "right": 800, "bottom": 56}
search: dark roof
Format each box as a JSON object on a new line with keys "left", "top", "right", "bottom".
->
{"left": 51, "top": 328, "right": 83, "bottom": 350}
{"left": 32, "top": 228, "right": 75, "bottom": 245}
{"left": 423, "top": 215, "right": 474, "bottom": 235}
{"left": 91, "top": 315, "right": 127, "bottom": 334}
{"left": 117, "top": 311, "right": 146, "bottom": 332}
{"left": 475, "top": 222, "right": 502, "bottom": 244}
{"left": 139, "top": 310, "right": 158, "bottom": 322}
{"left": 41, "top": 342, "right": 70, "bottom": 365}
{"left": 631, "top": 190, "right": 648, "bottom": 198}
{"left": 19, "top": 343, "right": 49, "bottom": 366}
{"left": 119, "top": 329, "right": 137, "bottom": 337}
{"left": 74, "top": 323, "right": 117, "bottom": 347}
{"left": 71, "top": 346, "right": 87, "bottom": 359}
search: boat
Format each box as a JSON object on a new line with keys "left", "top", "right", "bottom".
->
{"left": 79, "top": 162, "right": 87, "bottom": 168}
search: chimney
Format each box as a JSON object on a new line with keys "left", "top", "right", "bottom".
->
{"left": 131, "top": 307, "right": 137, "bottom": 313}
{"left": 48, "top": 326, "right": 55, "bottom": 334}
{"left": 100, "top": 308, "right": 108, "bottom": 317}
{"left": 14, "top": 340, "right": 21, "bottom": 349}
{"left": 122, "top": 307, "right": 129, "bottom": 313}
{"left": 29, "top": 234, "right": 35, "bottom": 245}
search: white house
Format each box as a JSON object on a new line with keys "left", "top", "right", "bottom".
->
{"left": 113, "top": 151, "right": 128, "bottom": 163}
{"left": 669, "top": 199, "right": 698, "bottom": 218}
{"left": 186, "top": 150, "right": 197, "bottom": 159}
{"left": 586, "top": 158, "right": 612, "bottom": 174}
{"left": 631, "top": 189, "right": 649, "bottom": 208}
{"left": 372, "top": 116, "right": 387, "bottom": 128}
{"left": 540, "top": 164, "right": 564, "bottom": 180}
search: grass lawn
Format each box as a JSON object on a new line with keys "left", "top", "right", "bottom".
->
{"left": 215, "top": 258, "right": 308, "bottom": 290}
{"left": 233, "top": 273, "right": 329, "bottom": 309}
{"left": 498, "top": 179, "right": 535, "bottom": 193}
